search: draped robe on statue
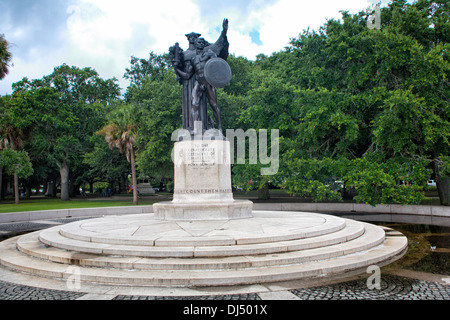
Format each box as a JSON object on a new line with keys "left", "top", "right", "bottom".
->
{"left": 170, "top": 25, "right": 229, "bottom": 134}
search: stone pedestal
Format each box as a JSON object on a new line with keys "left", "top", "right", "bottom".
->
{"left": 153, "top": 139, "right": 253, "bottom": 220}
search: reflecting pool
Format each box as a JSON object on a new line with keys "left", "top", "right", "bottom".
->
{"left": 331, "top": 212, "right": 450, "bottom": 276}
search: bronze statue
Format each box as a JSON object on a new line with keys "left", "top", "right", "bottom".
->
{"left": 169, "top": 19, "right": 230, "bottom": 136}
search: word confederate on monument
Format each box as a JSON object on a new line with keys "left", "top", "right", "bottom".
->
{"left": 154, "top": 19, "right": 253, "bottom": 220}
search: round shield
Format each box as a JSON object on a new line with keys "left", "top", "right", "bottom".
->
{"left": 204, "top": 57, "right": 232, "bottom": 88}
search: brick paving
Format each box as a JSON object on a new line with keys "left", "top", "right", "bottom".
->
{"left": 0, "top": 280, "right": 85, "bottom": 300}
{"left": 113, "top": 293, "right": 261, "bottom": 300}
{"left": 290, "top": 274, "right": 450, "bottom": 300}
{"left": 0, "top": 275, "right": 448, "bottom": 300}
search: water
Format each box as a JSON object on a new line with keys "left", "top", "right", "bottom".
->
{"left": 383, "top": 223, "right": 449, "bottom": 275}
{"left": 332, "top": 212, "right": 450, "bottom": 276}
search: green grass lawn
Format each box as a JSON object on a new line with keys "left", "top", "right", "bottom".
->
{"left": 0, "top": 189, "right": 442, "bottom": 214}
{"left": 0, "top": 195, "right": 159, "bottom": 214}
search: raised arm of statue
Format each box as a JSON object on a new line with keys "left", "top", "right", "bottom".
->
{"left": 222, "top": 18, "right": 228, "bottom": 35}
{"left": 207, "top": 18, "right": 229, "bottom": 60}
{"left": 215, "top": 18, "right": 228, "bottom": 46}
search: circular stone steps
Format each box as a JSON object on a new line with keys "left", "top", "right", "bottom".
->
{"left": 35, "top": 214, "right": 360, "bottom": 258}
{"left": 16, "top": 220, "right": 369, "bottom": 270}
{"left": 0, "top": 211, "right": 408, "bottom": 288}
{"left": 58, "top": 211, "right": 347, "bottom": 247}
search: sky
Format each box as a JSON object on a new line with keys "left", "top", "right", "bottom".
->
{"left": 0, "top": 0, "right": 391, "bottom": 96}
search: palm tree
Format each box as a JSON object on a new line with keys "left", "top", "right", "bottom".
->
{"left": 0, "top": 34, "right": 12, "bottom": 80}
{"left": 97, "top": 104, "right": 139, "bottom": 205}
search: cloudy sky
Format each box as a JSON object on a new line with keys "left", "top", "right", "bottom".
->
{"left": 0, "top": 0, "right": 388, "bottom": 96}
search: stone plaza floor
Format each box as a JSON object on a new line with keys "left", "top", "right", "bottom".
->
{"left": 0, "top": 273, "right": 449, "bottom": 300}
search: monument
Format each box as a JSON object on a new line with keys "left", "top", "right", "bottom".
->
{"left": 0, "top": 19, "right": 408, "bottom": 294}
{"left": 153, "top": 19, "right": 253, "bottom": 220}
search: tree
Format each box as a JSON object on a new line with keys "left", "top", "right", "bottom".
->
{"left": 232, "top": 0, "right": 449, "bottom": 205}
{"left": 0, "top": 34, "right": 12, "bottom": 80}
{"left": 123, "top": 52, "right": 171, "bottom": 88}
{"left": 230, "top": 67, "right": 297, "bottom": 199}
{"left": 0, "top": 94, "right": 34, "bottom": 202}
{"left": 124, "top": 53, "right": 181, "bottom": 187}
{"left": 83, "top": 133, "right": 131, "bottom": 194}
{"left": 223, "top": 55, "right": 254, "bottom": 97}
{"left": 0, "top": 148, "right": 33, "bottom": 204}
{"left": 13, "top": 65, "right": 120, "bottom": 201}
{"left": 97, "top": 103, "right": 140, "bottom": 205}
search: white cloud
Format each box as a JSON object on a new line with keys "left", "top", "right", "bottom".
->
{"left": 65, "top": 0, "right": 376, "bottom": 64}
{"left": 66, "top": 0, "right": 208, "bottom": 56}
{"left": 0, "top": 0, "right": 395, "bottom": 95}
{"left": 228, "top": 29, "right": 264, "bottom": 59}
{"left": 192, "top": 0, "right": 378, "bottom": 58}
{"left": 247, "top": 0, "right": 374, "bottom": 56}
{"left": 63, "top": 0, "right": 209, "bottom": 91}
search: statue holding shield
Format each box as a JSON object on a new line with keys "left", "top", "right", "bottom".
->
{"left": 169, "top": 19, "right": 231, "bottom": 136}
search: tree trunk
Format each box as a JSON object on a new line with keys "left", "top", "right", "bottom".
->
{"left": 25, "top": 184, "right": 31, "bottom": 198}
{"left": 130, "top": 148, "right": 138, "bottom": 205}
{"left": 0, "top": 165, "right": 3, "bottom": 200}
{"left": 60, "top": 160, "right": 70, "bottom": 201}
{"left": 436, "top": 177, "right": 450, "bottom": 206}
{"left": 69, "top": 177, "right": 75, "bottom": 198}
{"left": 35, "top": 182, "right": 40, "bottom": 195}
{"left": 122, "top": 175, "right": 128, "bottom": 193}
{"left": 46, "top": 180, "right": 57, "bottom": 198}
{"left": 14, "top": 173, "right": 19, "bottom": 204}
{"left": 70, "top": 182, "right": 81, "bottom": 197}
{"left": 433, "top": 159, "right": 449, "bottom": 206}
{"left": 42, "top": 181, "right": 48, "bottom": 196}
{"left": 258, "top": 182, "right": 270, "bottom": 200}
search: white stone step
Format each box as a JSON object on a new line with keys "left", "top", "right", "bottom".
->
{"left": 56, "top": 212, "right": 347, "bottom": 247}
{"left": 17, "top": 222, "right": 384, "bottom": 272}
{"left": 0, "top": 232, "right": 407, "bottom": 287}
{"left": 0, "top": 211, "right": 408, "bottom": 288}
{"left": 36, "top": 219, "right": 366, "bottom": 259}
